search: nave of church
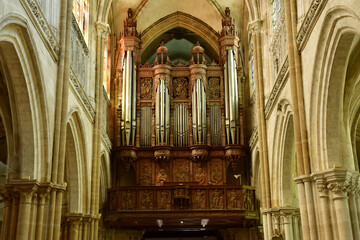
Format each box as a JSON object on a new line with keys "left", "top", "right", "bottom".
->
{"left": 0, "top": 0, "right": 360, "bottom": 239}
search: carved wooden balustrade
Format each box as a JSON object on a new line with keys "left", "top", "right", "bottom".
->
{"left": 105, "top": 184, "right": 259, "bottom": 228}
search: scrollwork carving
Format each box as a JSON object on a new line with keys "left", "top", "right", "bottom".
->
{"left": 173, "top": 78, "right": 189, "bottom": 98}
{"left": 140, "top": 78, "right": 153, "bottom": 99}
{"left": 207, "top": 77, "right": 220, "bottom": 98}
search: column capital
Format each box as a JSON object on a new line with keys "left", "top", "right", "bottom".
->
{"left": 311, "top": 173, "right": 329, "bottom": 197}
{"left": 248, "top": 19, "right": 262, "bottom": 34}
{"left": 96, "top": 21, "right": 110, "bottom": 37}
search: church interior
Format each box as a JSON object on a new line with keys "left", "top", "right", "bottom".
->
{"left": 0, "top": 0, "right": 360, "bottom": 239}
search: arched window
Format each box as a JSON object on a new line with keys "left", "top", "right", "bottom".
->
{"left": 73, "top": 0, "right": 89, "bottom": 42}
{"left": 271, "top": 0, "right": 281, "bottom": 30}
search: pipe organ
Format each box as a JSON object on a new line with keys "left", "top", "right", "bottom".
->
{"left": 174, "top": 104, "right": 189, "bottom": 146}
{"left": 192, "top": 79, "right": 207, "bottom": 144}
{"left": 155, "top": 79, "right": 170, "bottom": 145}
{"left": 108, "top": 7, "right": 257, "bottom": 229}
{"left": 224, "top": 49, "right": 240, "bottom": 144}
{"left": 121, "top": 50, "right": 137, "bottom": 146}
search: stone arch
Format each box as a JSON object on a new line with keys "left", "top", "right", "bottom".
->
{"left": 310, "top": 6, "right": 360, "bottom": 171}
{"left": 97, "top": 0, "right": 113, "bottom": 23}
{"left": 0, "top": 14, "right": 49, "bottom": 181}
{"left": 99, "top": 151, "right": 111, "bottom": 211}
{"left": 271, "top": 99, "right": 298, "bottom": 207}
{"left": 140, "top": 11, "right": 220, "bottom": 63}
{"left": 64, "top": 109, "right": 89, "bottom": 213}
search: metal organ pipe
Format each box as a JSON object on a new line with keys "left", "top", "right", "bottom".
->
{"left": 192, "top": 79, "right": 207, "bottom": 145}
{"left": 155, "top": 79, "right": 170, "bottom": 145}
{"left": 224, "top": 49, "right": 240, "bottom": 145}
{"left": 174, "top": 104, "right": 189, "bottom": 147}
{"left": 121, "top": 50, "right": 137, "bottom": 146}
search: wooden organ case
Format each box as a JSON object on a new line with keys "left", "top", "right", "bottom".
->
{"left": 106, "top": 8, "right": 259, "bottom": 230}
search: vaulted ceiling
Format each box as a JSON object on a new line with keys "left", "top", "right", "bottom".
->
{"left": 112, "top": 0, "right": 247, "bottom": 35}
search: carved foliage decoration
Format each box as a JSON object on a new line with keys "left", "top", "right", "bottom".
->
{"left": 139, "top": 160, "right": 153, "bottom": 185}
{"left": 207, "top": 77, "right": 221, "bottom": 98}
{"left": 173, "top": 78, "right": 189, "bottom": 98}
{"left": 140, "top": 78, "right": 153, "bottom": 99}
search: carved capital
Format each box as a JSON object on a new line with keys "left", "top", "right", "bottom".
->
{"left": 96, "top": 21, "right": 110, "bottom": 37}
{"left": 248, "top": 19, "right": 262, "bottom": 34}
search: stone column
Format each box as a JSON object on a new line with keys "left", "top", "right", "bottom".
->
{"left": 294, "top": 177, "right": 310, "bottom": 240}
{"left": 325, "top": 168, "right": 353, "bottom": 240}
{"left": 348, "top": 173, "right": 360, "bottom": 240}
{"left": 282, "top": 214, "right": 292, "bottom": 240}
{"left": 82, "top": 214, "right": 91, "bottom": 240}
{"left": 16, "top": 186, "right": 37, "bottom": 240}
{"left": 67, "top": 214, "right": 83, "bottom": 240}
{"left": 0, "top": 189, "right": 11, "bottom": 240}
{"left": 29, "top": 193, "right": 38, "bottom": 239}
{"left": 35, "top": 187, "right": 50, "bottom": 240}
{"left": 9, "top": 191, "right": 19, "bottom": 240}
{"left": 312, "top": 173, "right": 333, "bottom": 240}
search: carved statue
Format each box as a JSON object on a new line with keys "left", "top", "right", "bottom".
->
{"left": 158, "top": 190, "right": 170, "bottom": 209}
{"left": 123, "top": 190, "right": 134, "bottom": 210}
{"left": 193, "top": 189, "right": 205, "bottom": 209}
{"left": 173, "top": 78, "right": 189, "bottom": 98}
{"left": 211, "top": 164, "right": 222, "bottom": 185}
{"left": 140, "top": 164, "right": 152, "bottom": 185}
{"left": 194, "top": 167, "right": 206, "bottom": 185}
{"left": 210, "top": 189, "right": 223, "bottom": 209}
{"left": 141, "top": 190, "right": 153, "bottom": 209}
{"left": 176, "top": 163, "right": 189, "bottom": 182}
{"left": 140, "top": 78, "right": 152, "bottom": 99}
{"left": 156, "top": 168, "right": 167, "bottom": 186}
{"left": 244, "top": 189, "right": 254, "bottom": 210}
{"left": 228, "top": 189, "right": 240, "bottom": 209}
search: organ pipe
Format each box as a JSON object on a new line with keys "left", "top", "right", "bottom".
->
{"left": 174, "top": 104, "right": 189, "bottom": 146}
{"left": 155, "top": 79, "right": 170, "bottom": 145}
{"left": 192, "top": 78, "right": 207, "bottom": 144}
{"left": 224, "top": 49, "right": 240, "bottom": 144}
{"left": 121, "top": 50, "right": 137, "bottom": 146}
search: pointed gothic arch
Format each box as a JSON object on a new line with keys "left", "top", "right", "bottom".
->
{"left": 310, "top": 6, "right": 360, "bottom": 170}
{"left": 0, "top": 14, "right": 49, "bottom": 181}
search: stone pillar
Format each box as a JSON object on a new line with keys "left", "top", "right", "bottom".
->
{"left": 312, "top": 174, "right": 333, "bottom": 240}
{"left": 348, "top": 173, "right": 360, "bottom": 240}
{"left": 35, "top": 187, "right": 50, "bottom": 240}
{"left": 66, "top": 214, "right": 83, "bottom": 240}
{"left": 16, "top": 185, "right": 37, "bottom": 240}
{"left": 294, "top": 177, "right": 311, "bottom": 240}
{"left": 0, "top": 189, "right": 11, "bottom": 240}
{"left": 325, "top": 168, "right": 353, "bottom": 240}
{"left": 282, "top": 213, "right": 292, "bottom": 240}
